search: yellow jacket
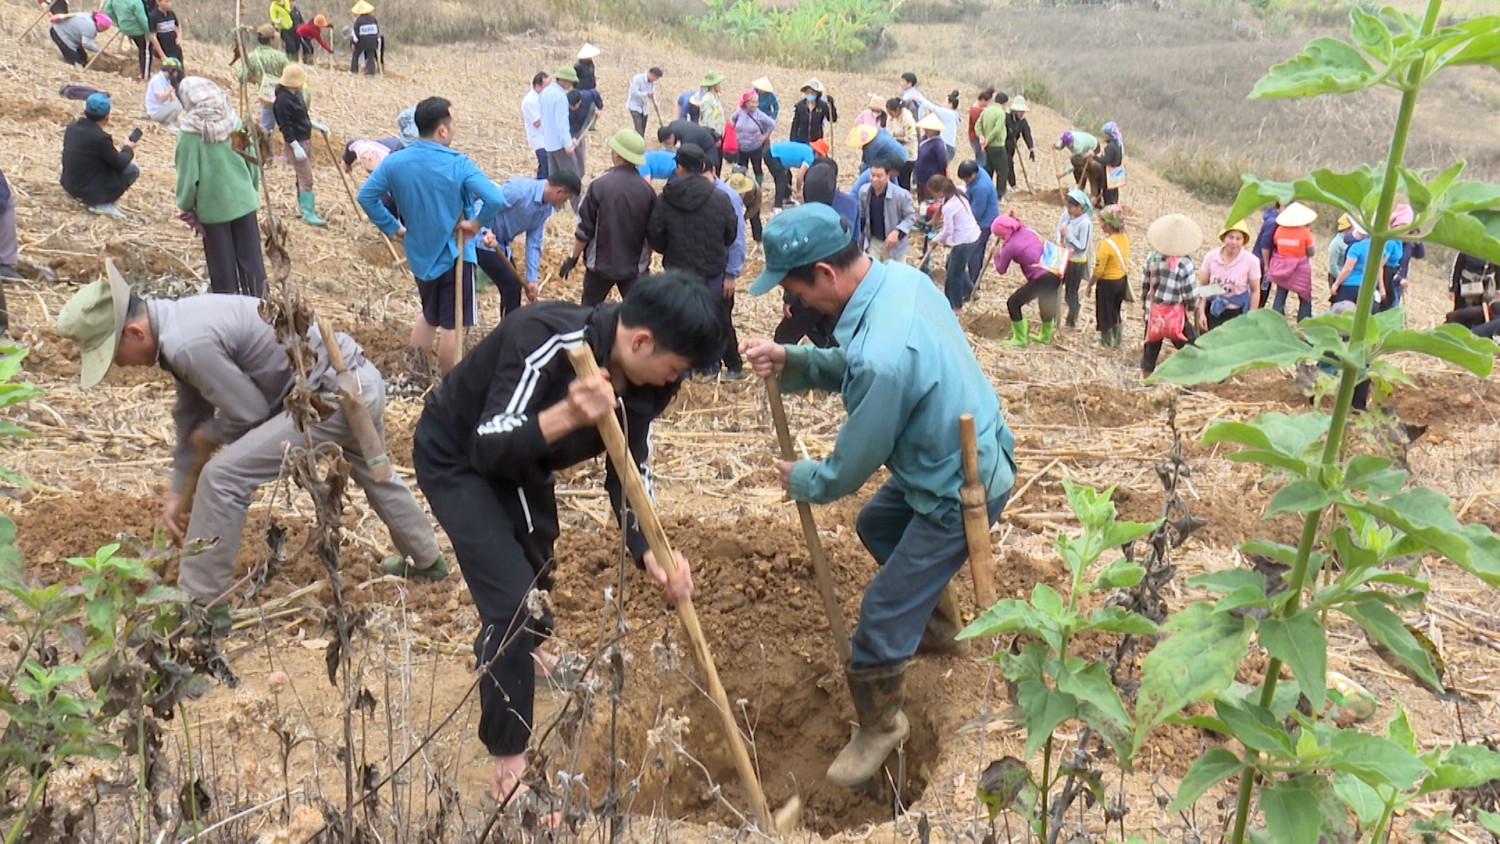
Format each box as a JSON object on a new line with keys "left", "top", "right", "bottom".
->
{"left": 269, "top": 0, "right": 293, "bottom": 31}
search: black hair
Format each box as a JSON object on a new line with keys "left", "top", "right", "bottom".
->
{"left": 675, "top": 143, "right": 706, "bottom": 173}
{"left": 781, "top": 237, "right": 862, "bottom": 286}
{"left": 619, "top": 271, "right": 727, "bottom": 370}
{"left": 567, "top": 89, "right": 582, "bottom": 106}
{"left": 868, "top": 161, "right": 894, "bottom": 175}
{"left": 978, "top": 87, "right": 995, "bottom": 101}
{"left": 648, "top": 66, "right": 663, "bottom": 77}
{"left": 802, "top": 158, "right": 838, "bottom": 205}
{"left": 901, "top": 71, "right": 917, "bottom": 86}
{"left": 414, "top": 97, "right": 452, "bottom": 138}
{"left": 996, "top": 91, "right": 1010, "bottom": 105}
{"left": 258, "top": 32, "right": 273, "bottom": 44}
{"left": 927, "top": 175, "right": 958, "bottom": 199}
{"left": 531, "top": 71, "right": 548, "bottom": 86}
{"left": 956, "top": 160, "right": 979, "bottom": 180}
{"left": 656, "top": 126, "right": 674, "bottom": 144}
{"left": 125, "top": 293, "right": 147, "bottom": 322}
{"left": 947, "top": 89, "right": 960, "bottom": 107}
{"left": 885, "top": 97, "right": 902, "bottom": 114}
{"left": 546, "top": 169, "right": 582, "bottom": 195}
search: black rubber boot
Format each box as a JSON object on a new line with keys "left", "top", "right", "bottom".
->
{"left": 917, "top": 583, "right": 968, "bottom": 656}
{"left": 827, "top": 664, "right": 910, "bottom": 787}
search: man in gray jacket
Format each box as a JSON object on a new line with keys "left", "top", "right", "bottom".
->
{"left": 856, "top": 163, "right": 916, "bottom": 262}
{"left": 56, "top": 264, "right": 443, "bottom": 621}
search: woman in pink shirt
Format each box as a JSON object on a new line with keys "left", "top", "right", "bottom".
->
{"left": 1197, "top": 219, "right": 1262, "bottom": 331}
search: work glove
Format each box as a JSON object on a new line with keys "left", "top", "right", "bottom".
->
{"left": 291, "top": 141, "right": 307, "bottom": 161}
{"left": 559, "top": 256, "right": 577, "bottom": 279}
{"left": 310, "top": 120, "right": 329, "bottom": 135}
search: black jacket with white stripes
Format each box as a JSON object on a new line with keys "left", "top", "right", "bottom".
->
{"left": 421, "top": 301, "right": 676, "bottom": 563}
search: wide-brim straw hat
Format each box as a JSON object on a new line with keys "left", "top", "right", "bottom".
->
{"left": 866, "top": 94, "right": 887, "bottom": 111}
{"left": 1218, "top": 218, "right": 1253, "bottom": 242}
{"left": 350, "top": 1, "right": 374, "bottom": 14}
{"left": 1010, "top": 95, "right": 1029, "bottom": 112}
{"left": 256, "top": 23, "right": 277, "bottom": 39}
{"left": 846, "top": 124, "right": 878, "bottom": 148}
{"left": 577, "top": 43, "right": 601, "bottom": 60}
{"left": 751, "top": 76, "right": 774, "bottom": 93}
{"left": 915, "top": 113, "right": 944, "bottom": 133}
{"left": 1147, "top": 214, "right": 1204, "bottom": 257}
{"left": 1276, "top": 201, "right": 1318, "bottom": 227}
{"left": 726, "top": 171, "right": 757, "bottom": 194}
{"left": 701, "top": 71, "right": 726, "bottom": 88}
{"left": 1337, "top": 213, "right": 1353, "bottom": 232}
{"left": 800, "top": 78, "right": 824, "bottom": 94}
{"left": 55, "top": 259, "right": 131, "bottom": 389}
{"left": 279, "top": 63, "right": 308, "bottom": 88}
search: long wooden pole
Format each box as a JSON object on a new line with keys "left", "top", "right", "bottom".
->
{"left": 1015, "top": 147, "right": 1035, "bottom": 194}
{"left": 452, "top": 231, "right": 465, "bottom": 361}
{"left": 764, "top": 374, "right": 851, "bottom": 664}
{"left": 958, "top": 414, "right": 999, "bottom": 610}
{"left": 566, "top": 344, "right": 775, "bottom": 833}
{"left": 17, "top": 5, "right": 51, "bottom": 41}
{"left": 82, "top": 27, "right": 121, "bottom": 71}
{"left": 321, "top": 132, "right": 404, "bottom": 268}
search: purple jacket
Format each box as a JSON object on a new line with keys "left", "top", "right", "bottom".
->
{"left": 992, "top": 216, "right": 1049, "bottom": 281}
{"left": 730, "top": 107, "right": 775, "bottom": 152}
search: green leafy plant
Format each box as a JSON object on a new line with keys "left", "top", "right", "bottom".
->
{"left": 961, "top": 480, "right": 1158, "bottom": 842}
{"left": 696, "top": 0, "right": 903, "bottom": 70}
{"left": 1136, "top": 2, "right": 1500, "bottom": 840}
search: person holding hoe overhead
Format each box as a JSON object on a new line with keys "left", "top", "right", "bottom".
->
{"left": 740, "top": 203, "right": 1016, "bottom": 789}
{"left": 410, "top": 271, "right": 716, "bottom": 806}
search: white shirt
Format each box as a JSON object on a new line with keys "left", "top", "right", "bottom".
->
{"left": 626, "top": 72, "right": 654, "bottom": 114}
{"left": 935, "top": 194, "right": 981, "bottom": 247}
{"left": 927, "top": 102, "right": 959, "bottom": 150}
{"left": 521, "top": 87, "right": 544, "bottom": 151}
{"left": 144, "top": 73, "right": 175, "bottom": 118}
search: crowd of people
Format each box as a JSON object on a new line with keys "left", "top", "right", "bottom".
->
{"left": 10, "top": 12, "right": 1492, "bottom": 822}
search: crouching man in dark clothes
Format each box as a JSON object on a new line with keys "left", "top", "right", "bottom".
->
{"left": 409, "top": 271, "right": 723, "bottom": 803}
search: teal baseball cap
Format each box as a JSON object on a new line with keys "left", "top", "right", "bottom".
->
{"left": 749, "top": 203, "right": 855, "bottom": 295}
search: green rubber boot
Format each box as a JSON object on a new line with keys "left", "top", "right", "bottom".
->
{"left": 1110, "top": 325, "right": 1124, "bottom": 349}
{"left": 1033, "top": 319, "right": 1056, "bottom": 345}
{"left": 1001, "top": 317, "right": 1029, "bottom": 347}
{"left": 298, "top": 190, "right": 327, "bottom": 227}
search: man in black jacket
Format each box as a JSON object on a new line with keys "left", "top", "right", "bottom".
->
{"left": 410, "top": 271, "right": 722, "bottom": 805}
{"left": 646, "top": 144, "right": 737, "bottom": 286}
{"left": 565, "top": 129, "right": 656, "bottom": 306}
{"left": 60, "top": 94, "right": 139, "bottom": 219}
{"left": 658, "top": 119, "right": 720, "bottom": 177}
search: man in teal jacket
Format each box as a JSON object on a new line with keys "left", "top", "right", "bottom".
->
{"left": 742, "top": 203, "right": 1015, "bottom": 788}
{"left": 358, "top": 96, "right": 504, "bottom": 375}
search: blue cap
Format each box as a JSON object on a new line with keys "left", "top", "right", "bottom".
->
{"left": 84, "top": 93, "right": 112, "bottom": 118}
{"left": 749, "top": 203, "right": 855, "bottom": 296}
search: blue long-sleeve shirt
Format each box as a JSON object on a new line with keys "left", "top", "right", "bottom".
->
{"left": 357, "top": 140, "right": 503, "bottom": 282}
{"left": 779, "top": 260, "right": 1016, "bottom": 513}
{"left": 862, "top": 128, "right": 908, "bottom": 173}
{"left": 713, "top": 178, "right": 746, "bottom": 278}
{"left": 539, "top": 81, "right": 571, "bottom": 152}
{"left": 758, "top": 92, "right": 780, "bottom": 121}
{"left": 475, "top": 178, "right": 554, "bottom": 283}
{"left": 964, "top": 173, "right": 999, "bottom": 229}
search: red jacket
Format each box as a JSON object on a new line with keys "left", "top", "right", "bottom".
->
{"left": 293, "top": 21, "right": 330, "bottom": 52}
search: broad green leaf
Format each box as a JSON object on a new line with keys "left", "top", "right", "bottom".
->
{"left": 1348, "top": 6, "right": 1393, "bottom": 64}
{"left": 1188, "top": 569, "right": 1268, "bottom": 596}
{"left": 1134, "top": 603, "right": 1254, "bottom": 752}
{"left": 1062, "top": 479, "right": 1116, "bottom": 531}
{"left": 1259, "top": 780, "right": 1323, "bottom": 844}
{"left": 958, "top": 599, "right": 1043, "bottom": 640}
{"left": 1342, "top": 454, "right": 1407, "bottom": 496}
{"left": 1216, "top": 699, "right": 1295, "bottom": 756}
{"left": 1388, "top": 704, "right": 1416, "bottom": 753}
{"left": 1416, "top": 743, "right": 1500, "bottom": 795}
{"left": 1102, "top": 519, "right": 1158, "bottom": 551}
{"left": 1477, "top": 809, "right": 1500, "bottom": 835}
{"left": 1206, "top": 412, "right": 1332, "bottom": 463}
{"left": 1250, "top": 37, "right": 1386, "bottom": 99}
{"left": 1267, "top": 479, "right": 1337, "bottom": 516}
{"left": 1350, "top": 487, "right": 1500, "bottom": 588}
{"left": 1031, "top": 583, "right": 1065, "bottom": 619}
{"left": 976, "top": 756, "right": 1033, "bottom": 820}
{"left": 1169, "top": 747, "right": 1243, "bottom": 811}
{"left": 1423, "top": 207, "right": 1500, "bottom": 265}
{"left": 1379, "top": 324, "right": 1496, "bottom": 376}
{"left": 1344, "top": 598, "right": 1443, "bottom": 692}
{"left": 1016, "top": 680, "right": 1077, "bottom": 759}
{"left": 1431, "top": 16, "right": 1500, "bottom": 72}
{"left": 1084, "top": 606, "right": 1159, "bottom": 636}
{"left": 1054, "top": 660, "right": 1131, "bottom": 731}
{"left": 1332, "top": 771, "right": 1385, "bottom": 826}
{"left": 1092, "top": 559, "right": 1147, "bottom": 590}
{"left": 1259, "top": 613, "right": 1328, "bottom": 713}
{"left": 1327, "top": 728, "right": 1427, "bottom": 790}
{"left": 1150, "top": 310, "right": 1320, "bottom": 384}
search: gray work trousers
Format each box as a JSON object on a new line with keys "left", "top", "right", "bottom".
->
{"left": 178, "top": 360, "right": 439, "bottom": 602}
{"left": 0, "top": 199, "right": 17, "bottom": 266}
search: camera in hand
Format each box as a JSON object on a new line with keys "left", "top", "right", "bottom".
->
{"left": 128, "top": 128, "right": 143, "bottom": 143}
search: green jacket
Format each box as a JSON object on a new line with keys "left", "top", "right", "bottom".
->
{"left": 103, "top": 0, "right": 149, "bottom": 37}
{"left": 174, "top": 124, "right": 261, "bottom": 225}
{"left": 239, "top": 44, "right": 289, "bottom": 85}
{"left": 780, "top": 260, "right": 1016, "bottom": 514}
{"left": 974, "top": 103, "right": 1008, "bottom": 149}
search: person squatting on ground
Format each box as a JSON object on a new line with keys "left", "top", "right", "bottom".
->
{"left": 1141, "top": 213, "right": 1203, "bottom": 376}
{"left": 740, "top": 202, "right": 1016, "bottom": 789}
{"left": 49, "top": 10, "right": 110, "bottom": 67}
{"left": 349, "top": 0, "right": 381, "bottom": 74}
{"left": 359, "top": 97, "right": 503, "bottom": 375}
{"left": 103, "top": 0, "right": 149, "bottom": 78}
{"left": 55, "top": 268, "right": 443, "bottom": 626}
{"left": 728, "top": 167, "right": 762, "bottom": 243}
{"left": 61, "top": 93, "right": 140, "bottom": 219}
{"left": 410, "top": 272, "right": 713, "bottom": 805}
{"left": 992, "top": 214, "right": 1061, "bottom": 347}
{"left": 474, "top": 171, "right": 580, "bottom": 320}
{"left": 925, "top": 175, "right": 980, "bottom": 312}
{"left": 271, "top": 63, "right": 331, "bottom": 227}
{"left": 1058, "top": 188, "right": 1093, "bottom": 329}
{"left": 565, "top": 130, "right": 656, "bottom": 307}
{"left": 1090, "top": 204, "right": 1130, "bottom": 349}
{"left": 174, "top": 77, "right": 268, "bottom": 297}
{"left": 145, "top": 58, "right": 184, "bottom": 126}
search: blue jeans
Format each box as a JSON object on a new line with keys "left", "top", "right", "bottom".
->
{"left": 945, "top": 241, "right": 978, "bottom": 309}
{"left": 1271, "top": 286, "right": 1313, "bottom": 321}
{"left": 852, "top": 478, "right": 1010, "bottom": 669}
